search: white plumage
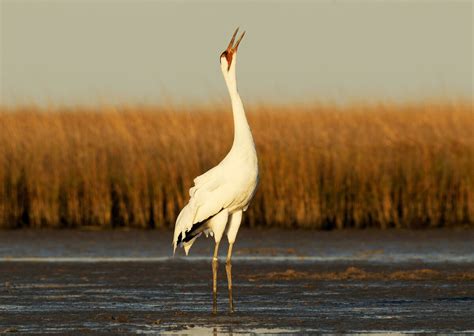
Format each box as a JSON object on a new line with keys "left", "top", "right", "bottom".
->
{"left": 172, "top": 28, "right": 258, "bottom": 313}
{"left": 173, "top": 29, "right": 258, "bottom": 255}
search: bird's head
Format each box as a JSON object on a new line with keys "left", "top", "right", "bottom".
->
{"left": 220, "top": 28, "right": 245, "bottom": 74}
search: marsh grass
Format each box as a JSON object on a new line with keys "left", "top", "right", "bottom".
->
{"left": 0, "top": 101, "right": 472, "bottom": 229}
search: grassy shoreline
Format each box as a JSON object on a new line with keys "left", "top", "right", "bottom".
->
{"left": 0, "top": 101, "right": 472, "bottom": 229}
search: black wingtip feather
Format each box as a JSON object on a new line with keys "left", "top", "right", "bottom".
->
{"left": 176, "top": 209, "right": 223, "bottom": 246}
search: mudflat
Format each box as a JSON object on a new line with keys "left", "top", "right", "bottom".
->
{"left": 0, "top": 230, "right": 473, "bottom": 334}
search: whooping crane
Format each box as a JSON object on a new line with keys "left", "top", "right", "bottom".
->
{"left": 172, "top": 28, "right": 258, "bottom": 313}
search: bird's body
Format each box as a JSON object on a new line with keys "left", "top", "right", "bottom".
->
{"left": 172, "top": 28, "right": 257, "bottom": 313}
{"left": 172, "top": 104, "right": 258, "bottom": 255}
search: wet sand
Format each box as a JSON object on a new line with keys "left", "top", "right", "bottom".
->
{"left": 0, "top": 230, "right": 473, "bottom": 334}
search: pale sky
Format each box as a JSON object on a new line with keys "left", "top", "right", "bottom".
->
{"left": 0, "top": 0, "right": 472, "bottom": 105}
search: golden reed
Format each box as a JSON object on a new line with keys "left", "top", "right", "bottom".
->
{"left": 0, "top": 101, "right": 472, "bottom": 229}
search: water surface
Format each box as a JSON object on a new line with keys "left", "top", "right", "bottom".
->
{"left": 0, "top": 230, "right": 473, "bottom": 334}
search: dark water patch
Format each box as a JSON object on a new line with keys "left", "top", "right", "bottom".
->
{"left": 0, "top": 230, "right": 473, "bottom": 333}
{"left": 436, "top": 296, "right": 474, "bottom": 302}
{"left": 1, "top": 261, "right": 473, "bottom": 334}
{"left": 1, "top": 229, "right": 473, "bottom": 264}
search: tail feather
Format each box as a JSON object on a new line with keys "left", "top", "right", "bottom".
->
{"left": 172, "top": 204, "right": 205, "bottom": 256}
{"left": 173, "top": 201, "right": 222, "bottom": 255}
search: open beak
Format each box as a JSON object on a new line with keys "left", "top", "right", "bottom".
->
{"left": 222, "top": 27, "right": 245, "bottom": 71}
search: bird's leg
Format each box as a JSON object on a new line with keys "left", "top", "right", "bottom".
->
{"left": 226, "top": 243, "right": 234, "bottom": 313}
{"left": 212, "top": 241, "right": 220, "bottom": 314}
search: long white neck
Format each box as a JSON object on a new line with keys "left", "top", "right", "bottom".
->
{"left": 221, "top": 55, "right": 254, "bottom": 150}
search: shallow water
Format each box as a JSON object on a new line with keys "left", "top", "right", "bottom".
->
{"left": 0, "top": 229, "right": 473, "bottom": 334}
{"left": 1, "top": 229, "right": 473, "bottom": 263}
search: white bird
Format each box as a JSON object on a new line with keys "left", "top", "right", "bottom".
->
{"left": 172, "top": 28, "right": 258, "bottom": 313}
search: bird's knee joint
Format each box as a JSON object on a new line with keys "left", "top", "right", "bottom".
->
{"left": 212, "top": 257, "right": 218, "bottom": 262}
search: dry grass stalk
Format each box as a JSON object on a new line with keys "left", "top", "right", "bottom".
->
{"left": 0, "top": 101, "right": 472, "bottom": 229}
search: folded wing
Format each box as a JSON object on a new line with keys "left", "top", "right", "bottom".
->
{"left": 172, "top": 165, "right": 233, "bottom": 254}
